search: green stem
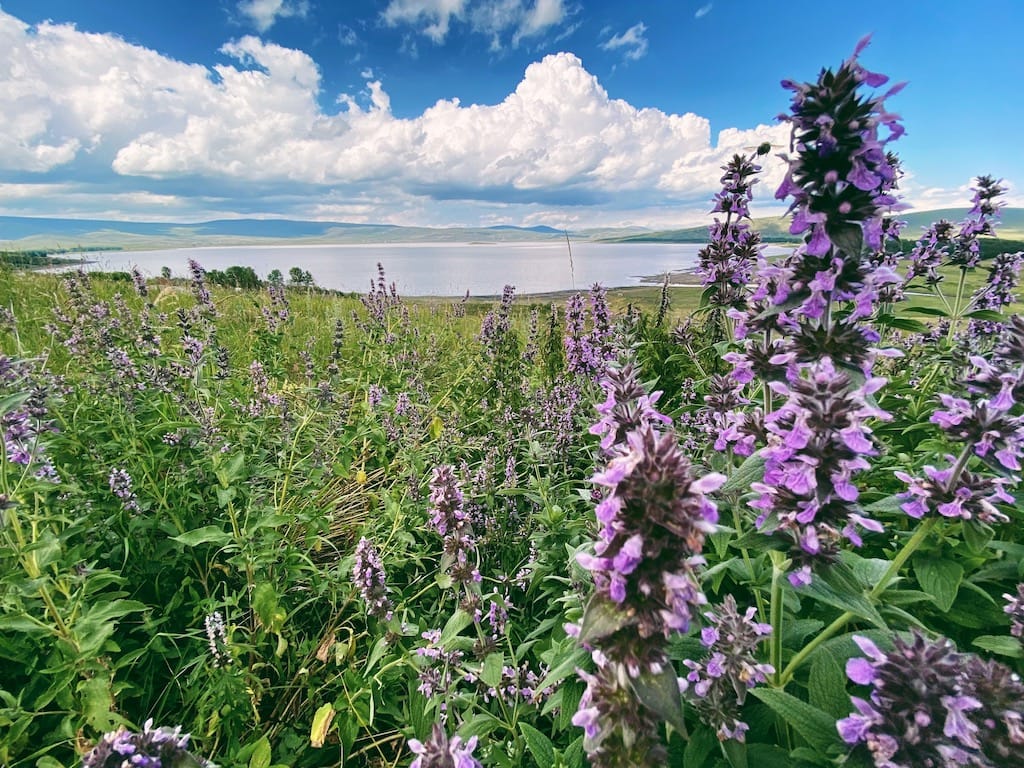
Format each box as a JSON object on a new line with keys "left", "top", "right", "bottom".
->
{"left": 731, "top": 505, "right": 767, "bottom": 622}
{"left": 948, "top": 266, "right": 969, "bottom": 338}
{"left": 769, "top": 552, "right": 785, "bottom": 686}
{"left": 777, "top": 517, "right": 939, "bottom": 686}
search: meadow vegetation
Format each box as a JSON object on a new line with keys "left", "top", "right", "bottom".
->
{"left": 2, "top": 39, "right": 1024, "bottom": 768}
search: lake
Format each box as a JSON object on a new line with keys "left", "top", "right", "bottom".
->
{"left": 43, "top": 241, "right": 789, "bottom": 296}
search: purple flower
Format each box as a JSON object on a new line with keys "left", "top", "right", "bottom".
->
{"left": 751, "top": 358, "right": 888, "bottom": 564}
{"left": 973, "top": 250, "right": 1023, "bottom": 309}
{"left": 578, "top": 422, "right": 724, "bottom": 669}
{"left": 588, "top": 364, "right": 671, "bottom": 454}
{"left": 1004, "top": 584, "right": 1024, "bottom": 639}
{"left": 188, "top": 259, "right": 215, "bottom": 316}
{"left": 697, "top": 152, "right": 764, "bottom": 311}
{"left": 408, "top": 724, "right": 482, "bottom": 768}
{"left": 930, "top": 394, "right": 1024, "bottom": 471}
{"left": 108, "top": 467, "right": 140, "bottom": 513}
{"left": 428, "top": 465, "right": 480, "bottom": 588}
{"left": 682, "top": 595, "right": 773, "bottom": 741}
{"left": 368, "top": 384, "right": 385, "bottom": 409}
{"left": 959, "top": 655, "right": 1024, "bottom": 764}
{"left": 838, "top": 633, "right": 983, "bottom": 767}
{"left": 82, "top": 719, "right": 208, "bottom": 768}
{"left": 574, "top": 365, "right": 725, "bottom": 765}
{"left": 776, "top": 36, "right": 904, "bottom": 260}
{"left": 895, "top": 463, "right": 1012, "bottom": 523}
{"left": 572, "top": 665, "right": 669, "bottom": 767}
{"left": 352, "top": 537, "right": 393, "bottom": 621}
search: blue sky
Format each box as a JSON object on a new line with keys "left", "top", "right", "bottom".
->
{"left": 0, "top": 0, "right": 1021, "bottom": 229}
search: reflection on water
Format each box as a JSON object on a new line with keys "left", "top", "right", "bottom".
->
{"left": 42, "top": 241, "right": 768, "bottom": 296}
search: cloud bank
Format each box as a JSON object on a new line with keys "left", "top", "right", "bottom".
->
{"left": 0, "top": 8, "right": 793, "bottom": 226}
{"left": 381, "top": 0, "right": 569, "bottom": 48}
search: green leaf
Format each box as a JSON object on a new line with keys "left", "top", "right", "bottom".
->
{"left": 750, "top": 688, "right": 839, "bottom": 754}
{"left": 962, "top": 519, "right": 994, "bottom": 554}
{"left": 683, "top": 723, "right": 718, "bottom": 768}
{"left": 171, "top": 526, "right": 232, "bottom": 547}
{"left": 460, "top": 712, "right": 503, "bottom": 741}
{"left": 721, "top": 738, "right": 748, "bottom": 768}
{"left": 875, "top": 315, "right": 928, "bottom": 333}
{"left": 438, "top": 609, "right": 473, "bottom": 646}
{"left": 579, "top": 594, "right": 632, "bottom": 645}
{"left": 842, "top": 552, "right": 889, "bottom": 590}
{"left": 972, "top": 635, "right": 1023, "bottom": 658}
{"left": 252, "top": 583, "right": 284, "bottom": 632}
{"left": 801, "top": 575, "right": 886, "bottom": 629}
{"left": 864, "top": 495, "right": 906, "bottom": 514}
{"left": 808, "top": 646, "right": 852, "bottom": 719}
{"left": 78, "top": 675, "right": 120, "bottom": 732}
{"left": 913, "top": 557, "right": 963, "bottom": 612}
{"left": 904, "top": 306, "right": 950, "bottom": 317}
{"left": 215, "top": 486, "right": 236, "bottom": 508}
{"left": 519, "top": 722, "right": 556, "bottom": 768}
{"left": 743, "top": 744, "right": 795, "bottom": 768}
{"left": 481, "top": 653, "right": 504, "bottom": 689}
{"left": 0, "top": 391, "right": 30, "bottom": 416}
{"left": 720, "top": 454, "right": 766, "bottom": 495}
{"left": 364, "top": 636, "right": 390, "bottom": 675}
{"left": 628, "top": 665, "right": 688, "bottom": 738}
{"left": 563, "top": 736, "right": 585, "bottom": 768}
{"left": 249, "top": 736, "right": 271, "bottom": 768}
{"left": 537, "top": 643, "right": 588, "bottom": 693}
{"left": 965, "top": 309, "right": 1006, "bottom": 322}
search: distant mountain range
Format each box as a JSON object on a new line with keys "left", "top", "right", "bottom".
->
{"left": 602, "top": 208, "right": 1024, "bottom": 243}
{"left": 0, "top": 215, "right": 587, "bottom": 250}
{"left": 1, "top": 209, "right": 1022, "bottom": 251}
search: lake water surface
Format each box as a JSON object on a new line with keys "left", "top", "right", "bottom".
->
{"left": 48, "top": 241, "right": 730, "bottom": 295}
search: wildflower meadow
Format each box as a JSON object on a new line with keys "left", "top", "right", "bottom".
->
{"left": 2, "top": 38, "right": 1023, "bottom": 768}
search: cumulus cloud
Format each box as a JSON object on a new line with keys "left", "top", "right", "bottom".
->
{"left": 237, "top": 0, "right": 309, "bottom": 33}
{"left": 382, "top": 0, "right": 567, "bottom": 48}
{"left": 600, "top": 22, "right": 648, "bottom": 62}
{"left": 0, "top": 8, "right": 794, "bottom": 225}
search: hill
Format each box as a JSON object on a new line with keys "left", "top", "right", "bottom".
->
{"left": 0, "top": 216, "right": 577, "bottom": 251}
{"left": 600, "top": 208, "right": 1024, "bottom": 244}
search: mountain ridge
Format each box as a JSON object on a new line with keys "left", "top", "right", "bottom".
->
{"left": 2, "top": 208, "right": 1022, "bottom": 251}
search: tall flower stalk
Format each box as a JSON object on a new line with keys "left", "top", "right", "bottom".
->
{"left": 572, "top": 363, "right": 725, "bottom": 765}
{"left": 728, "top": 36, "right": 904, "bottom": 580}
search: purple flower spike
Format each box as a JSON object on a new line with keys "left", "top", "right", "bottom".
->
{"left": 682, "top": 595, "right": 773, "bottom": 742}
{"left": 352, "top": 537, "right": 393, "bottom": 621}
{"left": 428, "top": 466, "right": 480, "bottom": 588}
{"left": 82, "top": 720, "right": 209, "bottom": 768}
{"left": 840, "top": 633, "right": 1024, "bottom": 766}
{"left": 753, "top": 357, "right": 888, "bottom": 571}
{"left": 575, "top": 363, "right": 727, "bottom": 765}
{"left": 409, "top": 724, "right": 482, "bottom": 768}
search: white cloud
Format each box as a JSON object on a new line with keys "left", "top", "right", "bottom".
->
{"left": 337, "top": 25, "right": 358, "bottom": 46}
{"left": 0, "top": 9, "right": 795, "bottom": 226}
{"left": 237, "top": 0, "right": 309, "bottom": 33}
{"left": 382, "top": 0, "right": 567, "bottom": 48}
{"left": 695, "top": 3, "right": 713, "bottom": 19}
{"left": 382, "top": 0, "right": 468, "bottom": 43}
{"left": 600, "top": 22, "right": 648, "bottom": 62}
